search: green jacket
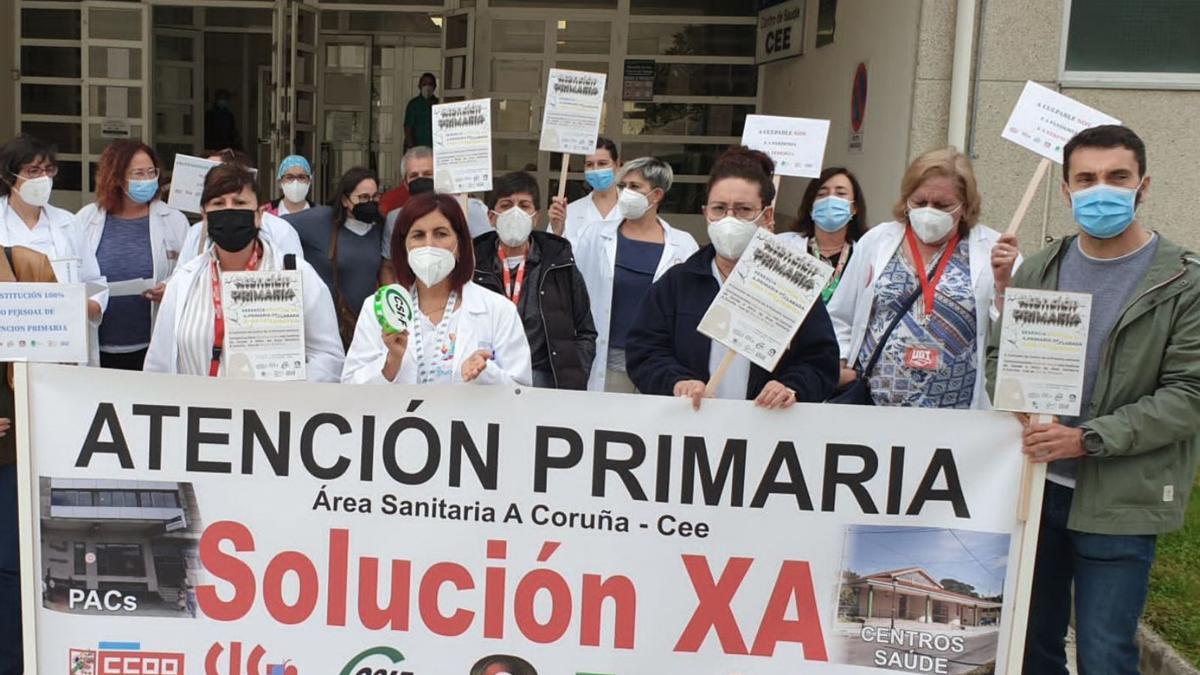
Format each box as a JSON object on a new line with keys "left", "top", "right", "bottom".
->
{"left": 986, "top": 233, "right": 1200, "bottom": 535}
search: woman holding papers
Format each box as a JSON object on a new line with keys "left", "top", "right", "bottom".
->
{"left": 0, "top": 134, "right": 107, "bottom": 364}
{"left": 547, "top": 136, "right": 623, "bottom": 245}
{"left": 826, "top": 148, "right": 1019, "bottom": 408}
{"left": 776, "top": 166, "right": 868, "bottom": 303}
{"left": 342, "top": 192, "right": 532, "bottom": 387}
{"left": 76, "top": 139, "right": 189, "bottom": 370}
{"left": 625, "top": 146, "right": 840, "bottom": 409}
{"left": 572, "top": 156, "right": 699, "bottom": 393}
{"left": 144, "top": 163, "right": 344, "bottom": 381}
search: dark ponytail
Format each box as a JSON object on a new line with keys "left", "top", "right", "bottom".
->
{"left": 706, "top": 145, "right": 776, "bottom": 206}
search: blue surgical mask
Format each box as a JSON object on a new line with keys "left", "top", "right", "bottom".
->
{"left": 585, "top": 168, "right": 615, "bottom": 191}
{"left": 811, "top": 196, "right": 853, "bottom": 232}
{"left": 127, "top": 179, "right": 159, "bottom": 205}
{"left": 1071, "top": 181, "right": 1141, "bottom": 239}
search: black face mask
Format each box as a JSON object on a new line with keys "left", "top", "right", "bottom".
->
{"left": 408, "top": 177, "right": 435, "bottom": 196}
{"left": 351, "top": 201, "right": 382, "bottom": 225}
{"left": 206, "top": 209, "right": 258, "bottom": 252}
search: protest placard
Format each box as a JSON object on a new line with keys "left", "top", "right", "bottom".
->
{"left": 219, "top": 269, "right": 305, "bottom": 381}
{"left": 699, "top": 228, "right": 833, "bottom": 379}
{"left": 17, "top": 363, "right": 1042, "bottom": 674}
{"left": 432, "top": 98, "right": 493, "bottom": 194}
{"left": 0, "top": 283, "right": 87, "bottom": 363}
{"left": 166, "top": 154, "right": 221, "bottom": 214}
{"left": 540, "top": 69, "right": 607, "bottom": 199}
{"left": 994, "top": 288, "right": 1092, "bottom": 418}
{"left": 741, "top": 114, "right": 831, "bottom": 179}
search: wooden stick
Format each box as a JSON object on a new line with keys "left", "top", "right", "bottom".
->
{"left": 705, "top": 351, "right": 737, "bottom": 398}
{"left": 1005, "top": 158, "right": 1052, "bottom": 237}
{"left": 1017, "top": 412, "right": 1053, "bottom": 521}
{"left": 557, "top": 154, "right": 571, "bottom": 200}
{"left": 770, "top": 174, "right": 781, "bottom": 211}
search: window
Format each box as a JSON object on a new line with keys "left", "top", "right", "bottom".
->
{"left": 151, "top": 491, "right": 180, "bottom": 508}
{"left": 74, "top": 543, "right": 87, "bottom": 575}
{"left": 1061, "top": 0, "right": 1200, "bottom": 88}
{"left": 96, "top": 544, "right": 145, "bottom": 577}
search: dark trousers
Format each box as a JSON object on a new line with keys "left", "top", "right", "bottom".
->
{"left": 0, "top": 463, "right": 21, "bottom": 674}
{"left": 99, "top": 348, "right": 148, "bottom": 371}
{"left": 1023, "top": 480, "right": 1157, "bottom": 675}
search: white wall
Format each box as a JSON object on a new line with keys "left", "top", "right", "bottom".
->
{"left": 760, "top": 0, "right": 923, "bottom": 230}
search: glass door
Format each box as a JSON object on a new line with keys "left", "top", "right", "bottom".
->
{"left": 290, "top": 1, "right": 319, "bottom": 186}
{"left": 152, "top": 27, "right": 204, "bottom": 169}
{"left": 439, "top": 9, "right": 475, "bottom": 102}
{"left": 317, "top": 35, "right": 373, "bottom": 199}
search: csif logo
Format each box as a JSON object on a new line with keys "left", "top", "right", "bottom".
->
{"left": 205, "top": 641, "right": 297, "bottom": 675}
{"left": 339, "top": 646, "right": 411, "bottom": 675}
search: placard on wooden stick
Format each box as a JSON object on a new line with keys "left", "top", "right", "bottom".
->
{"left": 539, "top": 68, "right": 607, "bottom": 199}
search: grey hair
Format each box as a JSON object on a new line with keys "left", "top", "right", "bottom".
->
{"left": 619, "top": 156, "right": 673, "bottom": 193}
{"left": 401, "top": 146, "right": 433, "bottom": 178}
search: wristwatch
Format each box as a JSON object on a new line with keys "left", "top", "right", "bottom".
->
{"left": 1080, "top": 427, "right": 1105, "bottom": 457}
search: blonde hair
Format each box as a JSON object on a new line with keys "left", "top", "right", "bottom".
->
{"left": 892, "top": 147, "right": 982, "bottom": 232}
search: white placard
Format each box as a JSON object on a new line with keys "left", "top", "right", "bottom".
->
{"left": 539, "top": 69, "right": 607, "bottom": 155}
{"left": 994, "top": 288, "right": 1092, "bottom": 417}
{"left": 107, "top": 278, "right": 156, "bottom": 298}
{"left": 698, "top": 228, "right": 833, "bottom": 370}
{"left": 219, "top": 270, "right": 306, "bottom": 381}
{"left": 741, "top": 114, "right": 831, "bottom": 178}
{"left": 432, "top": 98, "right": 493, "bottom": 194}
{"left": 167, "top": 154, "right": 221, "bottom": 214}
{"left": 1001, "top": 81, "right": 1121, "bottom": 164}
{"left": 0, "top": 283, "right": 88, "bottom": 363}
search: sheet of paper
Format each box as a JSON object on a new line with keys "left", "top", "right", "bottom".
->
{"left": 698, "top": 229, "right": 833, "bottom": 370}
{"left": 107, "top": 278, "right": 156, "bottom": 297}
{"left": 167, "top": 154, "right": 221, "bottom": 214}
{"left": 994, "top": 288, "right": 1092, "bottom": 416}
{"left": 48, "top": 257, "right": 80, "bottom": 284}
{"left": 432, "top": 99, "right": 493, "bottom": 194}
{"left": 741, "top": 114, "right": 831, "bottom": 178}
{"left": 539, "top": 69, "right": 607, "bottom": 155}
{"left": 220, "top": 270, "right": 306, "bottom": 381}
{"left": 1001, "top": 81, "right": 1121, "bottom": 164}
{"left": 0, "top": 283, "right": 89, "bottom": 364}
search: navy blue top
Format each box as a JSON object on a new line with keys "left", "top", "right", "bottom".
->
{"left": 609, "top": 231, "right": 663, "bottom": 349}
{"left": 96, "top": 213, "right": 154, "bottom": 349}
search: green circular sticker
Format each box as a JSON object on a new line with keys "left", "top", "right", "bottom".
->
{"left": 373, "top": 284, "right": 415, "bottom": 334}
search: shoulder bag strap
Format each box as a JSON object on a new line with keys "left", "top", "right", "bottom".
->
{"left": 856, "top": 249, "right": 946, "bottom": 378}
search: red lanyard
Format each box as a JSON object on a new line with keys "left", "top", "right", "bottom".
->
{"left": 903, "top": 226, "right": 960, "bottom": 318}
{"left": 497, "top": 246, "right": 527, "bottom": 306}
{"left": 208, "top": 243, "right": 262, "bottom": 377}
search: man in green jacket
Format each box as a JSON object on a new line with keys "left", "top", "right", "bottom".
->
{"left": 986, "top": 125, "right": 1200, "bottom": 675}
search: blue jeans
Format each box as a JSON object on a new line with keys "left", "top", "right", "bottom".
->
{"left": 0, "top": 463, "right": 22, "bottom": 674}
{"left": 1023, "top": 480, "right": 1157, "bottom": 675}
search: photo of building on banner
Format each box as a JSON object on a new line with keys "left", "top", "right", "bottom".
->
{"left": 17, "top": 364, "right": 1040, "bottom": 674}
{"left": 432, "top": 98, "right": 493, "bottom": 195}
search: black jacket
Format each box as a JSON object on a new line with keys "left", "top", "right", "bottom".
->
{"left": 626, "top": 245, "right": 840, "bottom": 402}
{"left": 473, "top": 231, "right": 597, "bottom": 389}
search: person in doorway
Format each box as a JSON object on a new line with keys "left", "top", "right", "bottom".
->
{"left": 573, "top": 156, "right": 699, "bottom": 393}
{"left": 985, "top": 125, "right": 1200, "bottom": 675}
{"left": 204, "top": 89, "right": 241, "bottom": 151}
{"left": 0, "top": 243, "right": 56, "bottom": 673}
{"left": 404, "top": 73, "right": 438, "bottom": 152}
{"left": 826, "top": 147, "right": 1018, "bottom": 407}
{"left": 76, "top": 139, "right": 189, "bottom": 370}
{"left": 145, "top": 163, "right": 344, "bottom": 381}
{"left": 178, "top": 148, "right": 304, "bottom": 265}
{"left": 777, "top": 166, "right": 868, "bottom": 303}
{"left": 626, "top": 147, "right": 839, "bottom": 409}
{"left": 343, "top": 193, "right": 531, "bottom": 386}
{"left": 284, "top": 167, "right": 384, "bottom": 348}
{"left": 0, "top": 134, "right": 107, "bottom": 363}
{"left": 265, "top": 154, "right": 314, "bottom": 217}
{"left": 473, "top": 171, "right": 596, "bottom": 389}
{"left": 547, "top": 136, "right": 623, "bottom": 245}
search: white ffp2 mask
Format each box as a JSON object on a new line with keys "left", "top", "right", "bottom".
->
{"left": 407, "top": 246, "right": 456, "bottom": 288}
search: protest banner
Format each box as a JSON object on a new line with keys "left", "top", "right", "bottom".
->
{"left": 539, "top": 69, "right": 607, "bottom": 200}
{"left": 0, "top": 283, "right": 88, "bottom": 364}
{"left": 167, "top": 154, "right": 221, "bottom": 214}
{"left": 1000, "top": 81, "right": 1121, "bottom": 236}
{"left": 699, "top": 228, "right": 833, "bottom": 393}
{"left": 432, "top": 98, "right": 493, "bottom": 195}
{"left": 17, "top": 363, "right": 1040, "bottom": 674}
{"left": 218, "top": 269, "right": 306, "bottom": 381}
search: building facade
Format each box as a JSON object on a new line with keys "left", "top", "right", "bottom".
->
{"left": 845, "top": 567, "right": 1002, "bottom": 627}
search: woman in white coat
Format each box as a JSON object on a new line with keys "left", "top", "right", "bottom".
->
{"left": 775, "top": 166, "right": 868, "bottom": 304}
{"left": 546, "top": 136, "right": 623, "bottom": 246}
{"left": 0, "top": 134, "right": 107, "bottom": 364}
{"left": 145, "top": 163, "right": 344, "bottom": 382}
{"left": 572, "top": 156, "right": 699, "bottom": 393}
{"left": 826, "top": 147, "right": 1020, "bottom": 409}
{"left": 342, "top": 192, "right": 532, "bottom": 387}
{"left": 76, "top": 139, "right": 188, "bottom": 369}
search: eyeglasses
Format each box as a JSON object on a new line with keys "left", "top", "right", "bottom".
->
{"left": 16, "top": 165, "right": 58, "bottom": 180}
{"left": 127, "top": 168, "right": 160, "bottom": 181}
{"left": 280, "top": 175, "right": 311, "bottom": 185}
{"left": 704, "top": 204, "right": 763, "bottom": 221}
{"left": 351, "top": 193, "right": 381, "bottom": 204}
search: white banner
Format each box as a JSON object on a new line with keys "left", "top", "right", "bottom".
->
{"left": 0, "top": 283, "right": 88, "bottom": 364}
{"left": 18, "top": 365, "right": 1041, "bottom": 675}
